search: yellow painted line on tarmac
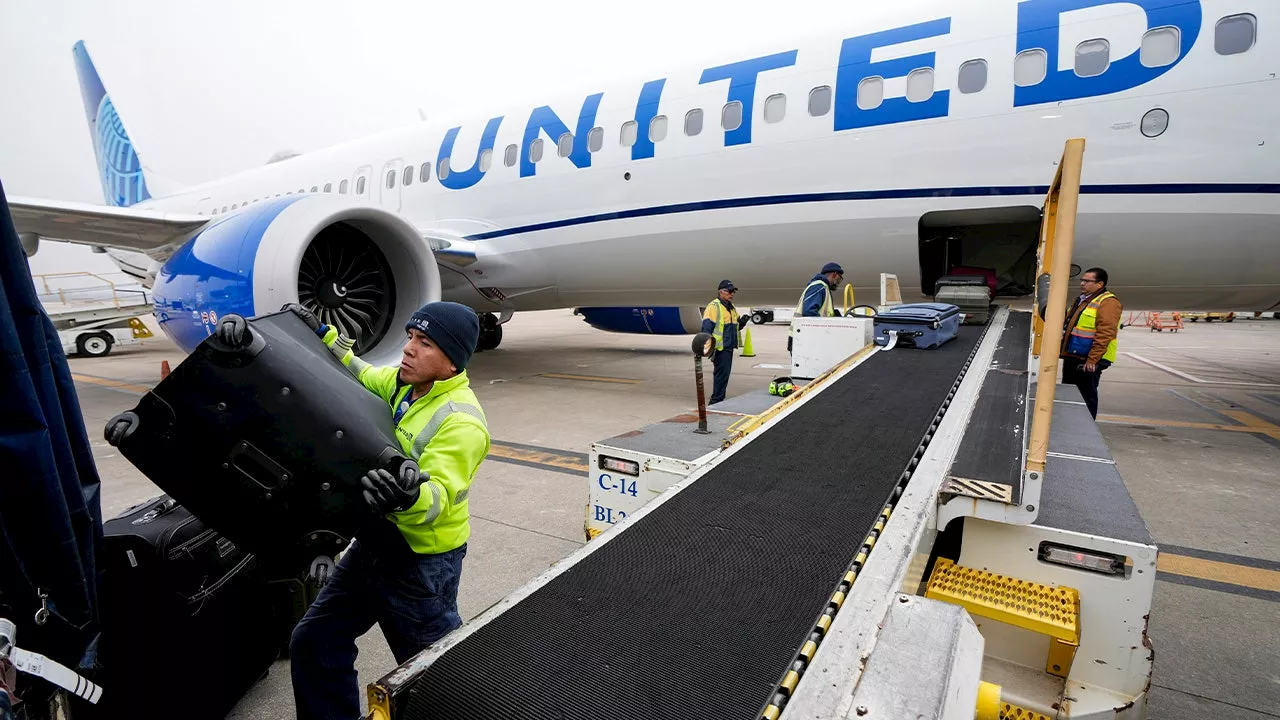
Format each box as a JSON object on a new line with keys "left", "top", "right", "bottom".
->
{"left": 1097, "top": 414, "right": 1280, "bottom": 438}
{"left": 537, "top": 373, "right": 642, "bottom": 385}
{"left": 1160, "top": 554, "right": 1280, "bottom": 594}
{"left": 1222, "top": 409, "right": 1280, "bottom": 435}
{"left": 488, "top": 441, "right": 589, "bottom": 474}
{"left": 71, "top": 373, "right": 152, "bottom": 395}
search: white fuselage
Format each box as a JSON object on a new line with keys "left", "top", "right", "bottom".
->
{"left": 114, "top": 0, "right": 1280, "bottom": 312}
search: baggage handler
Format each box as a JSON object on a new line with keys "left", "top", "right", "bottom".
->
{"left": 106, "top": 302, "right": 490, "bottom": 720}
{"left": 1060, "top": 267, "right": 1121, "bottom": 419}
{"left": 701, "top": 279, "right": 749, "bottom": 404}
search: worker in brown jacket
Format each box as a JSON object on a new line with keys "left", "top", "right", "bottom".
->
{"left": 1060, "top": 267, "right": 1121, "bottom": 419}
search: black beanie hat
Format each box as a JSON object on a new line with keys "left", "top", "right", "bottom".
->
{"left": 404, "top": 301, "right": 480, "bottom": 370}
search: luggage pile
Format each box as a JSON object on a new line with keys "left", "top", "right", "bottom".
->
{"left": 934, "top": 274, "right": 993, "bottom": 325}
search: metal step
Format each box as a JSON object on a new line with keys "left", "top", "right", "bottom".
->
{"left": 925, "top": 558, "right": 1081, "bottom": 678}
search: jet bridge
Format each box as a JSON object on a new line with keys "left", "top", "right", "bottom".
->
{"left": 367, "top": 139, "right": 1157, "bottom": 719}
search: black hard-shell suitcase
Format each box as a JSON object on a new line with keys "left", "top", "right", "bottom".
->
{"left": 114, "top": 310, "right": 410, "bottom": 562}
{"left": 96, "top": 495, "right": 278, "bottom": 720}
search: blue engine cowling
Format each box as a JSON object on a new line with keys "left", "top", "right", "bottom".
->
{"left": 151, "top": 195, "right": 440, "bottom": 366}
{"left": 574, "top": 306, "right": 704, "bottom": 334}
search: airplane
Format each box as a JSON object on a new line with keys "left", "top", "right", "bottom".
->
{"left": 10, "top": 0, "right": 1278, "bottom": 366}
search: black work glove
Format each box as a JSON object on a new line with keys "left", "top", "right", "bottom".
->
{"left": 361, "top": 465, "right": 423, "bottom": 515}
{"left": 104, "top": 411, "right": 140, "bottom": 447}
{"left": 281, "top": 302, "right": 321, "bottom": 333}
{"left": 738, "top": 315, "right": 750, "bottom": 328}
{"left": 215, "top": 314, "right": 252, "bottom": 348}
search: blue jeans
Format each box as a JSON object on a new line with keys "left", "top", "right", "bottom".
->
{"left": 289, "top": 537, "right": 466, "bottom": 720}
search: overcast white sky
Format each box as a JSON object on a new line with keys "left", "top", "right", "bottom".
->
{"left": 0, "top": 0, "right": 858, "bottom": 276}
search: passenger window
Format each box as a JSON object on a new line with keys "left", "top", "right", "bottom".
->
{"left": 588, "top": 127, "right": 604, "bottom": 152}
{"left": 808, "top": 86, "right": 832, "bottom": 117}
{"left": 1075, "top": 39, "right": 1110, "bottom": 77}
{"left": 231, "top": 203, "right": 238, "bottom": 210}
{"left": 386, "top": 170, "right": 396, "bottom": 189}
{"left": 649, "top": 115, "right": 668, "bottom": 143}
{"left": 339, "top": 180, "right": 349, "bottom": 194}
{"left": 905, "top": 69, "right": 935, "bottom": 103}
{"left": 324, "top": 183, "right": 332, "bottom": 193}
{"left": 684, "top": 108, "right": 704, "bottom": 136}
{"left": 620, "top": 120, "right": 638, "bottom": 147}
{"left": 420, "top": 162, "right": 431, "bottom": 182}
{"left": 763, "top": 93, "right": 786, "bottom": 123}
{"left": 356, "top": 177, "right": 366, "bottom": 195}
{"left": 1014, "top": 49, "right": 1048, "bottom": 87}
{"left": 221, "top": 206, "right": 228, "bottom": 213}
{"left": 1141, "top": 27, "right": 1180, "bottom": 68}
{"left": 439, "top": 158, "right": 451, "bottom": 180}
{"left": 479, "top": 148, "right": 493, "bottom": 171}
{"left": 310, "top": 186, "right": 318, "bottom": 193}
{"left": 557, "top": 132, "right": 573, "bottom": 157}
{"left": 530, "top": 138, "right": 544, "bottom": 163}
{"left": 722, "top": 101, "right": 743, "bottom": 131}
{"left": 958, "top": 59, "right": 987, "bottom": 94}
{"left": 403, "top": 167, "right": 413, "bottom": 186}
{"left": 1216, "top": 14, "right": 1256, "bottom": 56}
{"left": 857, "top": 77, "right": 884, "bottom": 110}
{"left": 504, "top": 144, "right": 518, "bottom": 166}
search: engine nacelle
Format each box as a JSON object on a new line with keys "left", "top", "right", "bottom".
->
{"left": 574, "top": 307, "right": 704, "bottom": 335}
{"left": 152, "top": 195, "right": 439, "bottom": 366}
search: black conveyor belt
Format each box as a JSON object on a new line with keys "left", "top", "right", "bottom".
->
{"left": 401, "top": 327, "right": 985, "bottom": 720}
{"left": 948, "top": 311, "right": 1032, "bottom": 503}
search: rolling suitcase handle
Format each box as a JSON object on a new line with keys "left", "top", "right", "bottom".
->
{"left": 228, "top": 440, "right": 293, "bottom": 493}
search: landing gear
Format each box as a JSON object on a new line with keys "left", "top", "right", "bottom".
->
{"left": 477, "top": 312, "right": 503, "bottom": 351}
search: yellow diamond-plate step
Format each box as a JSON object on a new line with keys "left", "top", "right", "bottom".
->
{"left": 1000, "top": 702, "right": 1052, "bottom": 720}
{"left": 925, "top": 558, "right": 1081, "bottom": 678}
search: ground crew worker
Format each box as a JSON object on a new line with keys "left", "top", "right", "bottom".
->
{"left": 789, "top": 262, "right": 845, "bottom": 352}
{"left": 101, "top": 301, "right": 489, "bottom": 718}
{"left": 798, "top": 262, "right": 845, "bottom": 317}
{"left": 1061, "top": 267, "right": 1121, "bottom": 419}
{"left": 701, "top": 279, "right": 748, "bottom": 404}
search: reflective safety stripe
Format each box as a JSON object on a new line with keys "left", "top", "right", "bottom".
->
{"left": 1068, "top": 292, "right": 1119, "bottom": 362}
{"left": 420, "top": 481, "right": 444, "bottom": 524}
{"left": 328, "top": 334, "right": 360, "bottom": 377}
{"left": 707, "top": 299, "right": 734, "bottom": 351}
{"left": 792, "top": 280, "right": 834, "bottom": 336}
{"left": 410, "top": 401, "right": 488, "bottom": 460}
{"left": 794, "top": 280, "right": 833, "bottom": 317}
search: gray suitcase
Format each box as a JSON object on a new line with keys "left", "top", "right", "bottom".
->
{"left": 934, "top": 275, "right": 992, "bottom": 325}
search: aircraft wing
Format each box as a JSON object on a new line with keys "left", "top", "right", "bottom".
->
{"left": 8, "top": 196, "right": 208, "bottom": 257}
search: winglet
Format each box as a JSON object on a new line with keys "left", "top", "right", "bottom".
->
{"left": 71, "top": 41, "right": 151, "bottom": 207}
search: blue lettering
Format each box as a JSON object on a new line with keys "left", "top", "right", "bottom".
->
{"left": 594, "top": 505, "right": 608, "bottom": 522}
{"left": 1015, "top": 0, "right": 1201, "bottom": 107}
{"left": 520, "top": 93, "right": 605, "bottom": 178}
{"left": 834, "top": 18, "right": 952, "bottom": 131}
{"left": 436, "top": 117, "right": 503, "bottom": 190}
{"left": 598, "top": 473, "right": 613, "bottom": 491}
{"left": 699, "top": 50, "right": 798, "bottom": 146}
{"left": 631, "top": 79, "right": 666, "bottom": 160}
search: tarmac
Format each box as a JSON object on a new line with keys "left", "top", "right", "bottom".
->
{"left": 65, "top": 308, "right": 1280, "bottom": 719}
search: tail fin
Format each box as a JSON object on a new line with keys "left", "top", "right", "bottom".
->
{"left": 72, "top": 41, "right": 151, "bottom": 207}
